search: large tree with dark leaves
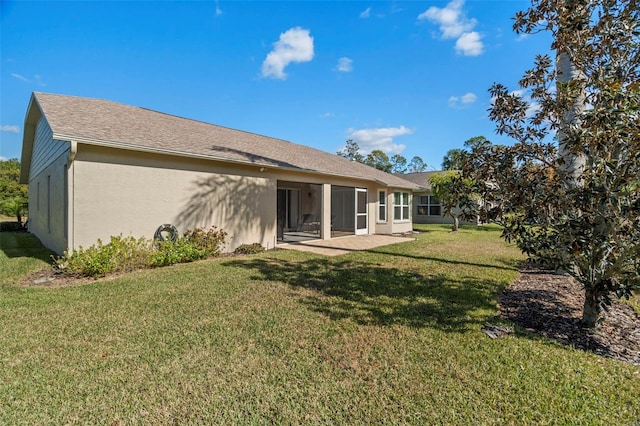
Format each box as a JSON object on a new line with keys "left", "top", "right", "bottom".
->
{"left": 462, "top": 0, "right": 639, "bottom": 327}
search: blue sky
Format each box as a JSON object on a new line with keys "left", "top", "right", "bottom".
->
{"left": 1, "top": 0, "right": 551, "bottom": 169}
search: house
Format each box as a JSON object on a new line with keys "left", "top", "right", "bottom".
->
{"left": 401, "top": 171, "right": 479, "bottom": 226}
{"left": 20, "top": 92, "right": 421, "bottom": 254}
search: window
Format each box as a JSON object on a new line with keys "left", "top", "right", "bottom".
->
{"left": 378, "top": 190, "right": 387, "bottom": 222}
{"left": 393, "top": 191, "right": 410, "bottom": 221}
{"left": 416, "top": 195, "right": 441, "bottom": 216}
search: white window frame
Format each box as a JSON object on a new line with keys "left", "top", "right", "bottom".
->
{"left": 393, "top": 191, "right": 410, "bottom": 222}
{"left": 377, "top": 190, "right": 387, "bottom": 223}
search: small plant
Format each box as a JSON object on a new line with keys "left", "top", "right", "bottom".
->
{"left": 54, "top": 235, "right": 152, "bottom": 277}
{"left": 183, "top": 226, "right": 227, "bottom": 258}
{"left": 54, "top": 227, "right": 228, "bottom": 278}
{"left": 234, "top": 243, "right": 265, "bottom": 255}
{"left": 150, "top": 239, "right": 208, "bottom": 267}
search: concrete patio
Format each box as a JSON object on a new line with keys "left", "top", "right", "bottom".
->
{"left": 278, "top": 234, "right": 416, "bottom": 256}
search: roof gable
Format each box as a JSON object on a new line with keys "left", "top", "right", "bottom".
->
{"left": 26, "top": 92, "right": 420, "bottom": 189}
{"left": 400, "top": 171, "right": 446, "bottom": 191}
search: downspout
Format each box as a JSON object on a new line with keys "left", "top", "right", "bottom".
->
{"left": 67, "top": 140, "right": 77, "bottom": 252}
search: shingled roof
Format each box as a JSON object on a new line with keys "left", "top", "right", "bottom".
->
{"left": 399, "top": 171, "right": 456, "bottom": 191}
{"left": 24, "top": 92, "right": 420, "bottom": 189}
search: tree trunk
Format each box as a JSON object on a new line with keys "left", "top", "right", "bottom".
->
{"left": 556, "top": 51, "right": 586, "bottom": 181}
{"left": 582, "top": 289, "right": 602, "bottom": 328}
{"left": 452, "top": 215, "right": 459, "bottom": 232}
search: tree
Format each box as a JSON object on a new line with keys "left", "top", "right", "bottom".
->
{"left": 0, "top": 158, "right": 28, "bottom": 223}
{"left": 442, "top": 137, "right": 491, "bottom": 170}
{"left": 337, "top": 139, "right": 364, "bottom": 163}
{"left": 364, "top": 150, "right": 392, "bottom": 173}
{"left": 407, "top": 156, "right": 428, "bottom": 173}
{"left": 441, "top": 149, "right": 466, "bottom": 170}
{"left": 390, "top": 154, "right": 407, "bottom": 174}
{"left": 429, "top": 170, "right": 478, "bottom": 232}
{"left": 463, "top": 0, "right": 640, "bottom": 327}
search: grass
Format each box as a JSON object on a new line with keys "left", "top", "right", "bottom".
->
{"left": 1, "top": 225, "right": 638, "bottom": 424}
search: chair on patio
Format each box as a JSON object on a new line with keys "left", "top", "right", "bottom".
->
{"left": 298, "top": 214, "right": 320, "bottom": 234}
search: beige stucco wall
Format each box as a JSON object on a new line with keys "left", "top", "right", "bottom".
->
{"left": 64, "top": 144, "right": 416, "bottom": 253}
{"left": 373, "top": 189, "right": 413, "bottom": 235}
{"left": 72, "top": 145, "right": 277, "bottom": 252}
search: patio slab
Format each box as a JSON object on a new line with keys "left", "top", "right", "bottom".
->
{"left": 278, "top": 234, "right": 416, "bottom": 256}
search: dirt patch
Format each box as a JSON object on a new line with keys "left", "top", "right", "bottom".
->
{"left": 24, "top": 268, "right": 121, "bottom": 287}
{"left": 500, "top": 267, "right": 640, "bottom": 365}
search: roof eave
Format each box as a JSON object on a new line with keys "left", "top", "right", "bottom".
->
{"left": 19, "top": 94, "right": 42, "bottom": 184}
{"left": 54, "top": 134, "right": 416, "bottom": 188}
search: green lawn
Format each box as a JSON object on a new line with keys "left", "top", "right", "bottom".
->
{"left": 1, "top": 225, "right": 638, "bottom": 424}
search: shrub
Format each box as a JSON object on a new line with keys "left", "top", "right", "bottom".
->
{"left": 234, "top": 243, "right": 265, "bottom": 255}
{"left": 54, "top": 227, "right": 228, "bottom": 278}
{"left": 183, "top": 226, "right": 227, "bottom": 257}
{"left": 0, "top": 222, "right": 26, "bottom": 232}
{"left": 150, "top": 239, "right": 209, "bottom": 267}
{"left": 54, "top": 235, "right": 152, "bottom": 277}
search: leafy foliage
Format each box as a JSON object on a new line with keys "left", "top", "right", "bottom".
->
{"left": 337, "top": 139, "right": 428, "bottom": 174}
{"left": 234, "top": 242, "right": 266, "bottom": 255}
{"left": 55, "top": 227, "right": 227, "bottom": 277}
{"left": 390, "top": 154, "right": 407, "bottom": 174}
{"left": 54, "top": 235, "right": 153, "bottom": 277}
{"left": 407, "top": 156, "right": 428, "bottom": 173}
{"left": 336, "top": 139, "right": 364, "bottom": 163}
{"left": 364, "top": 150, "right": 392, "bottom": 172}
{"left": 429, "top": 171, "right": 478, "bottom": 231}
{"left": 441, "top": 149, "right": 466, "bottom": 171}
{"left": 0, "top": 159, "right": 28, "bottom": 222}
{"left": 463, "top": 0, "right": 640, "bottom": 327}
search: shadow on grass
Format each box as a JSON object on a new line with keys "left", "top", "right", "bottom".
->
{"left": 223, "top": 257, "right": 503, "bottom": 332}
{"left": 366, "top": 248, "right": 519, "bottom": 272}
{"left": 0, "top": 231, "right": 54, "bottom": 261}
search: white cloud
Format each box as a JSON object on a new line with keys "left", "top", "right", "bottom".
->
{"left": 360, "top": 7, "right": 371, "bottom": 18}
{"left": 320, "top": 112, "right": 334, "bottom": 118}
{"left": 11, "top": 73, "right": 29, "bottom": 82}
{"left": 0, "top": 156, "right": 7, "bottom": 161}
{"left": 418, "top": 0, "right": 475, "bottom": 39}
{"left": 10, "top": 73, "right": 47, "bottom": 85}
{"left": 261, "top": 27, "right": 314, "bottom": 80}
{"left": 448, "top": 92, "right": 477, "bottom": 108}
{"left": 336, "top": 57, "right": 353, "bottom": 72}
{"left": 418, "top": 0, "right": 484, "bottom": 57}
{"left": 347, "top": 126, "right": 413, "bottom": 154}
{"left": 1, "top": 125, "right": 20, "bottom": 133}
{"left": 215, "top": 1, "right": 222, "bottom": 16}
{"left": 455, "top": 32, "right": 483, "bottom": 56}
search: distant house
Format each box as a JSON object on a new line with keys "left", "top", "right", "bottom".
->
{"left": 20, "top": 92, "right": 420, "bottom": 254}
{"left": 402, "top": 171, "right": 479, "bottom": 226}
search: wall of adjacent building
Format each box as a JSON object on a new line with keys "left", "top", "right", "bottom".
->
{"left": 26, "top": 117, "right": 70, "bottom": 254}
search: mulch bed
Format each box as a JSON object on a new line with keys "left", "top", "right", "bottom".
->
{"left": 500, "top": 266, "right": 640, "bottom": 365}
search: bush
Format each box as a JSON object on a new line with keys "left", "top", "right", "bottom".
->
{"left": 54, "top": 227, "right": 228, "bottom": 278}
{"left": 0, "top": 222, "right": 26, "bottom": 232}
{"left": 150, "top": 239, "right": 209, "bottom": 267}
{"left": 54, "top": 235, "right": 152, "bottom": 277}
{"left": 234, "top": 243, "right": 265, "bottom": 255}
{"left": 182, "top": 226, "right": 227, "bottom": 258}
